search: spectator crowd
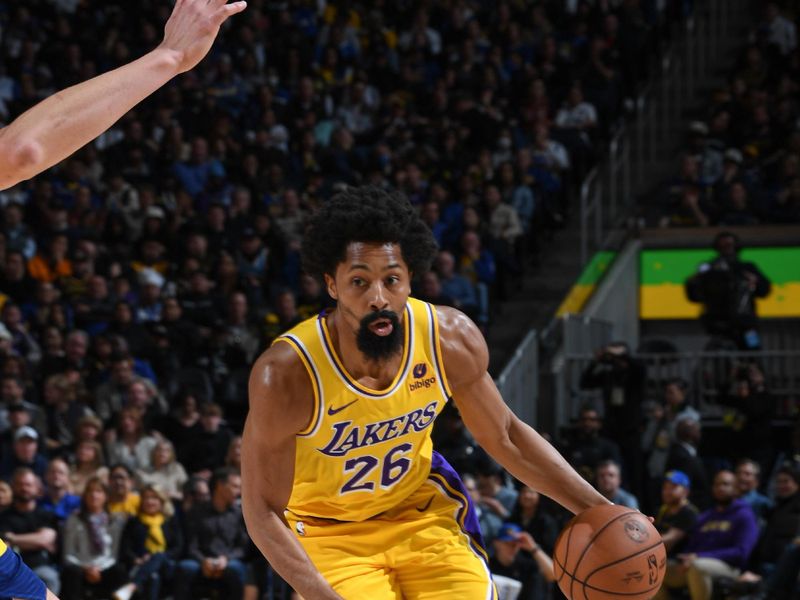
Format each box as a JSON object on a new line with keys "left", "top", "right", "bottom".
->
{"left": 657, "top": 1, "right": 800, "bottom": 227}
{"left": 5, "top": 0, "right": 796, "bottom": 599}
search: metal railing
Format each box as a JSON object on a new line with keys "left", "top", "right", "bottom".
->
{"left": 558, "top": 350, "right": 800, "bottom": 425}
{"left": 579, "top": 0, "right": 745, "bottom": 266}
{"left": 495, "top": 329, "right": 539, "bottom": 428}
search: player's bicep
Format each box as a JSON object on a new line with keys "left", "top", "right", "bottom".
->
{"left": 437, "top": 305, "right": 515, "bottom": 452}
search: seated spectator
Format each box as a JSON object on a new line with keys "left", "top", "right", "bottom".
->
{"left": 61, "top": 477, "right": 128, "bottom": 599}
{"left": 41, "top": 373, "right": 93, "bottom": 456}
{"left": 172, "top": 468, "right": 250, "bottom": 600}
{"left": 654, "top": 470, "right": 759, "bottom": 600}
{"left": 0, "top": 468, "right": 61, "bottom": 594}
{"left": 433, "top": 251, "right": 479, "bottom": 321}
{"left": 720, "top": 364, "right": 776, "bottom": 475}
{"left": 159, "top": 389, "right": 203, "bottom": 462}
{"left": 1, "top": 375, "right": 46, "bottom": 435}
{"left": 180, "top": 477, "right": 211, "bottom": 519}
{"left": 749, "top": 463, "right": 800, "bottom": 578}
{"left": 70, "top": 440, "right": 109, "bottom": 495}
{"left": 0, "top": 251, "right": 36, "bottom": 305}
{"left": 654, "top": 470, "right": 699, "bottom": 557}
{"left": 735, "top": 458, "right": 773, "bottom": 523}
{"left": 0, "top": 426, "right": 48, "bottom": 482}
{"left": 107, "top": 464, "right": 141, "bottom": 517}
{"left": 27, "top": 233, "right": 72, "bottom": 284}
{"left": 561, "top": 406, "right": 622, "bottom": 483}
{"left": 38, "top": 458, "right": 81, "bottom": 523}
{"left": 430, "top": 404, "right": 484, "bottom": 476}
{"left": 508, "top": 484, "right": 559, "bottom": 598}
{"left": 595, "top": 459, "right": 639, "bottom": 509}
{"left": 105, "top": 407, "right": 159, "bottom": 473}
{"left": 458, "top": 231, "right": 496, "bottom": 322}
{"left": 115, "top": 484, "right": 184, "bottom": 600}
{"left": 0, "top": 403, "right": 44, "bottom": 469}
{"left": 462, "top": 473, "right": 503, "bottom": 551}
{"left": 180, "top": 403, "right": 233, "bottom": 478}
{"left": 224, "top": 436, "right": 242, "bottom": 474}
{"left": 416, "top": 271, "right": 456, "bottom": 308}
{"left": 667, "top": 419, "right": 710, "bottom": 510}
{"left": 262, "top": 289, "right": 303, "bottom": 346}
{"left": 94, "top": 355, "right": 156, "bottom": 426}
{"left": 137, "top": 439, "right": 188, "bottom": 502}
{"left": 489, "top": 522, "right": 555, "bottom": 600}
{"left": 476, "top": 462, "right": 518, "bottom": 520}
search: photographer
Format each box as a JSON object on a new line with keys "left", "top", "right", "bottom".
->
{"left": 685, "top": 232, "right": 771, "bottom": 350}
{"left": 580, "top": 342, "right": 646, "bottom": 493}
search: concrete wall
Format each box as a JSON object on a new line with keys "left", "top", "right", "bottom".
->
{"left": 581, "top": 240, "right": 641, "bottom": 350}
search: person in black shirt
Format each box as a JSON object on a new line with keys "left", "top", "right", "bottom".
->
{"left": 0, "top": 468, "right": 61, "bottom": 594}
{"left": 172, "top": 468, "right": 249, "bottom": 600}
{"left": 561, "top": 405, "right": 623, "bottom": 483}
{"left": 579, "top": 342, "right": 646, "bottom": 490}
{"left": 685, "top": 232, "right": 771, "bottom": 350}
{"left": 655, "top": 470, "right": 699, "bottom": 558}
{"left": 489, "top": 522, "right": 555, "bottom": 600}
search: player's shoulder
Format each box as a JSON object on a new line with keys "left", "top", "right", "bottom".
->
{"left": 249, "top": 340, "right": 313, "bottom": 413}
{"left": 432, "top": 304, "right": 488, "bottom": 386}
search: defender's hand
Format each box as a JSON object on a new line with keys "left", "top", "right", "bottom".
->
{"left": 159, "top": 0, "right": 247, "bottom": 74}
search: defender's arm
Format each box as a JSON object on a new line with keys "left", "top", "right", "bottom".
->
{"left": 0, "top": 0, "right": 246, "bottom": 190}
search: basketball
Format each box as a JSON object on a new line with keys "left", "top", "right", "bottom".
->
{"left": 552, "top": 504, "right": 666, "bottom": 600}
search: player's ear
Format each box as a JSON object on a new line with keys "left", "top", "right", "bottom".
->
{"left": 324, "top": 273, "right": 338, "bottom": 300}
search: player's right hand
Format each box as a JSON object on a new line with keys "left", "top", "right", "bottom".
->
{"left": 159, "top": 0, "right": 247, "bottom": 74}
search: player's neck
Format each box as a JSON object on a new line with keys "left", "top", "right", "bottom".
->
{"left": 327, "top": 310, "right": 404, "bottom": 387}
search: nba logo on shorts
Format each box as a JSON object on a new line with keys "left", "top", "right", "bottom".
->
{"left": 296, "top": 522, "right": 306, "bottom": 536}
{"left": 413, "top": 363, "right": 427, "bottom": 378}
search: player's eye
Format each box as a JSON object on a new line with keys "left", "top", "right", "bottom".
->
{"left": 386, "top": 276, "right": 400, "bottom": 285}
{"left": 352, "top": 277, "right": 366, "bottom": 287}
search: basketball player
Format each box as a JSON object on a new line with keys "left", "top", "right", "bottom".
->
{"left": 241, "top": 187, "right": 611, "bottom": 599}
{"left": 0, "top": 2, "right": 246, "bottom": 598}
{"left": 0, "top": 0, "right": 247, "bottom": 191}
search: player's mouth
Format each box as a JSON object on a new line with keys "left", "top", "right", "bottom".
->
{"left": 368, "top": 318, "right": 394, "bottom": 336}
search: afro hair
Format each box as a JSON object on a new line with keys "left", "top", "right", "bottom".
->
{"left": 302, "top": 185, "right": 438, "bottom": 280}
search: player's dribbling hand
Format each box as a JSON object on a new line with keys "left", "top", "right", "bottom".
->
{"left": 159, "top": 0, "right": 248, "bottom": 74}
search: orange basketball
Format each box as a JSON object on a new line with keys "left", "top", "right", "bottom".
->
{"left": 552, "top": 504, "right": 666, "bottom": 600}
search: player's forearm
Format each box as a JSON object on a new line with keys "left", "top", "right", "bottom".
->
{"left": 500, "top": 418, "right": 610, "bottom": 514}
{"left": 0, "top": 47, "right": 181, "bottom": 190}
{"left": 7, "top": 529, "right": 56, "bottom": 553}
{"left": 531, "top": 548, "right": 556, "bottom": 582}
{"left": 242, "top": 504, "right": 342, "bottom": 600}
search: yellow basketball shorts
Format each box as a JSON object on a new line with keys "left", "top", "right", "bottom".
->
{"left": 286, "top": 454, "right": 497, "bottom": 599}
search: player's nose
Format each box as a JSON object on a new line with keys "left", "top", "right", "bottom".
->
{"left": 369, "top": 282, "right": 389, "bottom": 311}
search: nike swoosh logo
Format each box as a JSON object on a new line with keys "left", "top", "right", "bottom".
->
{"left": 327, "top": 399, "right": 359, "bottom": 416}
{"left": 416, "top": 497, "right": 434, "bottom": 512}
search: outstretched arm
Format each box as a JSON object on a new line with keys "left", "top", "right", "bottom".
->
{"left": 438, "top": 306, "right": 610, "bottom": 515}
{"left": 0, "top": 0, "right": 246, "bottom": 190}
{"left": 241, "top": 343, "right": 343, "bottom": 600}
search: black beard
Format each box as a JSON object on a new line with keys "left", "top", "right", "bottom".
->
{"left": 356, "top": 310, "right": 403, "bottom": 361}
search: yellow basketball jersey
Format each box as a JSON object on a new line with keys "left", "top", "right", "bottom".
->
{"left": 275, "top": 297, "right": 453, "bottom": 523}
